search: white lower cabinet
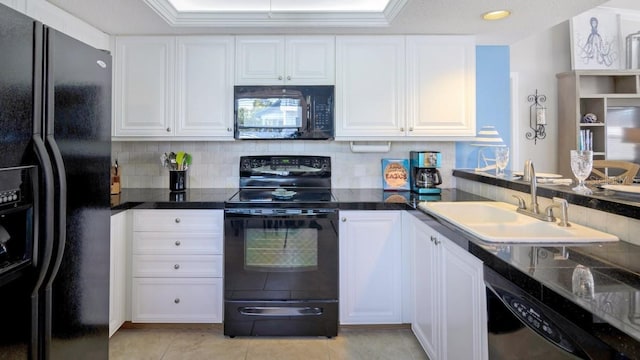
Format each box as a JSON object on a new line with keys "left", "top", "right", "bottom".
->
{"left": 339, "top": 211, "right": 403, "bottom": 324}
{"left": 109, "top": 211, "right": 129, "bottom": 337}
{"left": 131, "top": 209, "right": 223, "bottom": 323}
{"left": 408, "top": 212, "right": 487, "bottom": 360}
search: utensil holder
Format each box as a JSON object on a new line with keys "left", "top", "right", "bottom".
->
{"left": 169, "top": 170, "right": 187, "bottom": 192}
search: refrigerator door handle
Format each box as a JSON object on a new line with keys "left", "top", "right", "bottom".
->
{"left": 42, "top": 134, "right": 66, "bottom": 287}
{"left": 30, "top": 136, "right": 55, "bottom": 293}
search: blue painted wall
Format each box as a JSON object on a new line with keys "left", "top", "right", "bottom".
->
{"left": 456, "top": 46, "right": 511, "bottom": 169}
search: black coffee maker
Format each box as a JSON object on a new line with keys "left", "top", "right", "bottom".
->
{"left": 410, "top": 151, "right": 442, "bottom": 194}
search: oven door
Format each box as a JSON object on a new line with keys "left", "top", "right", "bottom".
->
{"left": 224, "top": 208, "right": 338, "bottom": 301}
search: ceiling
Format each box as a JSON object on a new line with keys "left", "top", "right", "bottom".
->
{"left": 46, "top": 0, "right": 637, "bottom": 44}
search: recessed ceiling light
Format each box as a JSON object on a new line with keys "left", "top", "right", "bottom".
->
{"left": 482, "top": 10, "right": 511, "bottom": 21}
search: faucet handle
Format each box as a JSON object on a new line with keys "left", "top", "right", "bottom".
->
{"left": 512, "top": 195, "right": 526, "bottom": 209}
{"left": 546, "top": 197, "right": 570, "bottom": 227}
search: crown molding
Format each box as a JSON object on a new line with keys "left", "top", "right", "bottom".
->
{"left": 143, "top": 0, "right": 408, "bottom": 27}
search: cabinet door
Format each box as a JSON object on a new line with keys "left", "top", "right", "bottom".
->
{"left": 406, "top": 36, "right": 476, "bottom": 137}
{"left": 235, "top": 36, "right": 285, "bottom": 85}
{"left": 410, "top": 216, "right": 440, "bottom": 360}
{"left": 176, "top": 36, "right": 234, "bottom": 138}
{"left": 335, "top": 36, "right": 406, "bottom": 138}
{"left": 109, "top": 211, "right": 128, "bottom": 337}
{"left": 441, "top": 237, "right": 487, "bottom": 360}
{"left": 339, "top": 211, "right": 403, "bottom": 324}
{"left": 285, "top": 36, "right": 335, "bottom": 85}
{"left": 114, "top": 36, "right": 175, "bottom": 136}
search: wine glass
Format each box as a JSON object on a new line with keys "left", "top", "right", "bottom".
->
{"left": 494, "top": 146, "right": 509, "bottom": 177}
{"left": 570, "top": 150, "right": 593, "bottom": 194}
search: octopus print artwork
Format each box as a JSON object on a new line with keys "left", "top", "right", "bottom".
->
{"left": 571, "top": 10, "right": 620, "bottom": 69}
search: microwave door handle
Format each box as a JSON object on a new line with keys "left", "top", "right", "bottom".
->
{"left": 306, "top": 96, "right": 311, "bottom": 131}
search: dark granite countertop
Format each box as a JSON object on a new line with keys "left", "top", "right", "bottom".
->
{"left": 111, "top": 188, "right": 485, "bottom": 212}
{"left": 111, "top": 185, "right": 640, "bottom": 356}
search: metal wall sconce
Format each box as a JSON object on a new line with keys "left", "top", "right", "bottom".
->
{"left": 527, "top": 89, "right": 547, "bottom": 144}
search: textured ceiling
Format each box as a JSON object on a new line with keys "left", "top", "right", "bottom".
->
{"left": 45, "top": 0, "right": 632, "bottom": 44}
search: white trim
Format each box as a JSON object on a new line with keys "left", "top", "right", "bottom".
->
{"left": 510, "top": 71, "right": 520, "bottom": 170}
{"left": 142, "top": 0, "right": 407, "bottom": 27}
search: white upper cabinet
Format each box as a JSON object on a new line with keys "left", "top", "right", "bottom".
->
{"left": 176, "top": 36, "right": 234, "bottom": 137}
{"left": 335, "top": 36, "right": 406, "bottom": 138}
{"left": 114, "top": 36, "right": 175, "bottom": 138}
{"left": 336, "top": 35, "right": 476, "bottom": 140}
{"left": 407, "top": 36, "right": 476, "bottom": 137}
{"left": 235, "top": 35, "right": 335, "bottom": 85}
{"left": 113, "top": 36, "right": 235, "bottom": 140}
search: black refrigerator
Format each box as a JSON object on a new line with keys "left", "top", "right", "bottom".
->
{"left": 0, "top": 3, "right": 111, "bottom": 359}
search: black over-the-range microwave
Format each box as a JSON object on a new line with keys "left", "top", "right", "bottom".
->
{"left": 234, "top": 85, "right": 334, "bottom": 140}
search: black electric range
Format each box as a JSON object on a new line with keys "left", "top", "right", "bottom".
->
{"left": 223, "top": 155, "right": 339, "bottom": 338}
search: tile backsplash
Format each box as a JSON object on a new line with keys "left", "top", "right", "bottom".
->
{"left": 111, "top": 141, "right": 456, "bottom": 189}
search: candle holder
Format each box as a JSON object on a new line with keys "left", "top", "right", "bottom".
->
{"left": 526, "top": 89, "right": 547, "bottom": 144}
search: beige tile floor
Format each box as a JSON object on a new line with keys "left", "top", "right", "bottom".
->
{"left": 109, "top": 325, "right": 429, "bottom": 360}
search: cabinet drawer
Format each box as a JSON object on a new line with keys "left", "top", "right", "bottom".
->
{"left": 133, "top": 232, "right": 222, "bottom": 255}
{"left": 133, "top": 255, "right": 222, "bottom": 277}
{"left": 132, "top": 277, "right": 222, "bottom": 323}
{"left": 133, "top": 210, "right": 223, "bottom": 232}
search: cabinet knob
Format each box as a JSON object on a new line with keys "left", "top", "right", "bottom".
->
{"left": 287, "top": 76, "right": 291, "bottom": 80}
{"left": 175, "top": 218, "right": 181, "bottom": 223}
{"left": 409, "top": 127, "right": 414, "bottom": 132}
{"left": 175, "top": 240, "right": 181, "bottom": 246}
{"left": 400, "top": 127, "right": 405, "bottom": 132}
{"left": 341, "top": 217, "right": 347, "bottom": 222}
{"left": 166, "top": 127, "right": 171, "bottom": 132}
{"left": 174, "top": 298, "right": 180, "bottom": 304}
{"left": 278, "top": 75, "right": 283, "bottom": 80}
{"left": 434, "top": 238, "right": 441, "bottom": 245}
{"left": 174, "top": 264, "right": 180, "bottom": 270}
{"left": 227, "top": 127, "right": 232, "bottom": 132}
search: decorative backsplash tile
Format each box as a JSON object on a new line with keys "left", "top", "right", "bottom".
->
{"left": 112, "top": 141, "right": 456, "bottom": 190}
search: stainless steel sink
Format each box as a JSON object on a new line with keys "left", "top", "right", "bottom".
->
{"left": 418, "top": 201, "right": 619, "bottom": 244}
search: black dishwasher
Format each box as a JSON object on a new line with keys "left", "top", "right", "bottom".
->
{"left": 485, "top": 266, "right": 629, "bottom": 359}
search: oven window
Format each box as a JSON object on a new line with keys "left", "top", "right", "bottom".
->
{"left": 245, "top": 228, "right": 318, "bottom": 271}
{"left": 236, "top": 98, "right": 303, "bottom": 128}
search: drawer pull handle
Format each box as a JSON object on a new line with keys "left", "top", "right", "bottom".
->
{"left": 174, "top": 264, "right": 180, "bottom": 270}
{"left": 175, "top": 240, "right": 181, "bottom": 246}
{"left": 174, "top": 298, "right": 180, "bottom": 304}
{"left": 175, "top": 218, "right": 181, "bottom": 223}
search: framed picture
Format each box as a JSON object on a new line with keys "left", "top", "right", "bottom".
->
{"left": 571, "top": 9, "right": 621, "bottom": 70}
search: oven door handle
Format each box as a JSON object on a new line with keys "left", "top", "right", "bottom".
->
{"left": 239, "top": 306, "right": 323, "bottom": 317}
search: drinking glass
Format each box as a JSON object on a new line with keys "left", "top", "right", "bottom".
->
{"left": 494, "top": 147, "right": 509, "bottom": 177}
{"left": 570, "top": 150, "right": 593, "bottom": 194}
{"left": 571, "top": 265, "right": 595, "bottom": 299}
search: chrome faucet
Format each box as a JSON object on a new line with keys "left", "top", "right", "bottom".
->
{"left": 524, "top": 160, "right": 539, "bottom": 214}
{"left": 513, "top": 160, "right": 556, "bottom": 222}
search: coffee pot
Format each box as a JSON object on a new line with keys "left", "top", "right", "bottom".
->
{"left": 410, "top": 151, "right": 443, "bottom": 194}
{"left": 416, "top": 168, "right": 442, "bottom": 188}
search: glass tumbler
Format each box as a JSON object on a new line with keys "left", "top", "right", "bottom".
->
{"left": 570, "top": 150, "right": 593, "bottom": 194}
{"left": 494, "top": 146, "right": 509, "bottom": 177}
